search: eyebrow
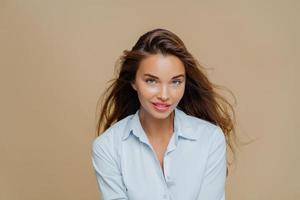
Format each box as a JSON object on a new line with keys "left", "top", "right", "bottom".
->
{"left": 144, "top": 73, "right": 185, "bottom": 79}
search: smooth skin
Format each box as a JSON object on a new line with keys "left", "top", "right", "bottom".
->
{"left": 131, "top": 53, "right": 186, "bottom": 172}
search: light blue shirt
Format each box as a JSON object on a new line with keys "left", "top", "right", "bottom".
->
{"left": 91, "top": 107, "right": 226, "bottom": 200}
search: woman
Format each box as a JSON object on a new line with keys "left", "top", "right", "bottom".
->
{"left": 92, "top": 28, "right": 236, "bottom": 200}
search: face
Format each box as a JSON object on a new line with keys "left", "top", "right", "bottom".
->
{"left": 131, "top": 54, "right": 186, "bottom": 120}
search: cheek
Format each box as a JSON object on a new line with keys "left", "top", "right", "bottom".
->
{"left": 136, "top": 83, "right": 158, "bottom": 99}
{"left": 180, "top": 85, "right": 186, "bottom": 97}
{"left": 173, "top": 92, "right": 184, "bottom": 102}
{"left": 171, "top": 85, "right": 185, "bottom": 99}
{"left": 139, "top": 87, "right": 157, "bottom": 99}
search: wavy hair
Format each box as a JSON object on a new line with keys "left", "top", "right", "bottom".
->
{"left": 95, "top": 28, "right": 238, "bottom": 175}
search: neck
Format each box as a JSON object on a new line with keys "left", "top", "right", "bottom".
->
{"left": 138, "top": 108, "right": 174, "bottom": 140}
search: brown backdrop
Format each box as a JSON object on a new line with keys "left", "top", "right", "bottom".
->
{"left": 1, "top": 0, "right": 299, "bottom": 199}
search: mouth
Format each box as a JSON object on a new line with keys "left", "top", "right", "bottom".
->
{"left": 152, "top": 102, "right": 171, "bottom": 112}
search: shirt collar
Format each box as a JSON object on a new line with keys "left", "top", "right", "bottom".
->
{"left": 122, "top": 107, "right": 201, "bottom": 141}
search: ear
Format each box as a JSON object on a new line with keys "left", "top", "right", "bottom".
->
{"left": 131, "top": 81, "right": 137, "bottom": 91}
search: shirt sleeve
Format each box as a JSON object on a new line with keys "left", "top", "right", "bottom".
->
{"left": 197, "top": 126, "right": 227, "bottom": 200}
{"left": 91, "top": 136, "right": 128, "bottom": 200}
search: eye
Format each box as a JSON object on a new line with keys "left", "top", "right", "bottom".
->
{"left": 171, "top": 79, "right": 182, "bottom": 86}
{"left": 145, "top": 78, "right": 157, "bottom": 85}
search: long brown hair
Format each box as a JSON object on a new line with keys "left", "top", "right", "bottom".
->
{"left": 96, "top": 28, "right": 237, "bottom": 171}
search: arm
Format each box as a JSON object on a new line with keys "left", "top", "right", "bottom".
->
{"left": 197, "top": 126, "right": 227, "bottom": 200}
{"left": 91, "top": 137, "right": 128, "bottom": 200}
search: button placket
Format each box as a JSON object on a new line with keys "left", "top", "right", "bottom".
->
{"left": 164, "top": 156, "right": 176, "bottom": 188}
{"left": 163, "top": 134, "right": 175, "bottom": 181}
{"left": 163, "top": 156, "right": 169, "bottom": 180}
{"left": 145, "top": 142, "right": 168, "bottom": 184}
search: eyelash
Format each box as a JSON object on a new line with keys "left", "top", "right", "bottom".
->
{"left": 145, "top": 79, "right": 182, "bottom": 85}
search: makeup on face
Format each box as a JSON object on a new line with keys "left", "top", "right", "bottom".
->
{"left": 132, "top": 54, "right": 186, "bottom": 120}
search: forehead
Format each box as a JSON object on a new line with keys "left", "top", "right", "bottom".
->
{"left": 137, "top": 54, "right": 185, "bottom": 77}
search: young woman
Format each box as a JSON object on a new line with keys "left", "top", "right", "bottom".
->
{"left": 92, "top": 28, "right": 236, "bottom": 200}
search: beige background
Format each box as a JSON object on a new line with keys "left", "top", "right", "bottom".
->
{"left": 0, "top": 0, "right": 299, "bottom": 199}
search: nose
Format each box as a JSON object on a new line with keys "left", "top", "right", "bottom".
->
{"left": 158, "top": 84, "right": 169, "bottom": 101}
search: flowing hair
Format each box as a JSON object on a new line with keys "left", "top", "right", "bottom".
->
{"left": 95, "top": 28, "right": 238, "bottom": 174}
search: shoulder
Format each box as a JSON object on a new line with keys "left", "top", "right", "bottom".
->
{"left": 179, "top": 110, "right": 226, "bottom": 160}
{"left": 177, "top": 108, "right": 225, "bottom": 142}
{"left": 92, "top": 114, "right": 134, "bottom": 155}
{"left": 188, "top": 114, "right": 226, "bottom": 149}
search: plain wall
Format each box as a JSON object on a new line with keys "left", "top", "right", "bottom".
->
{"left": 0, "top": 0, "right": 299, "bottom": 199}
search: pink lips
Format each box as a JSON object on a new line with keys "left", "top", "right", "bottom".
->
{"left": 152, "top": 102, "right": 170, "bottom": 112}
